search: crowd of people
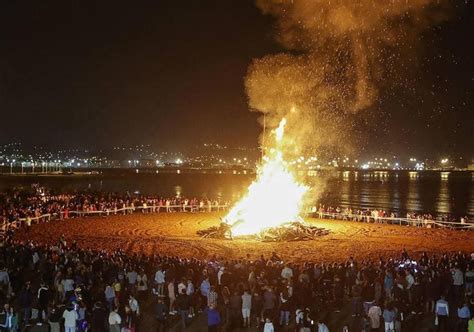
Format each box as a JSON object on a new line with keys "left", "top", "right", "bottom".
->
{"left": 0, "top": 187, "right": 227, "bottom": 229}
{"left": 0, "top": 188, "right": 472, "bottom": 331}
{"left": 312, "top": 205, "right": 472, "bottom": 228}
{"left": 0, "top": 233, "right": 472, "bottom": 332}
{"left": 1, "top": 187, "right": 472, "bottom": 233}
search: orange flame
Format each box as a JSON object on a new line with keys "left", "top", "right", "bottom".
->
{"left": 224, "top": 118, "right": 308, "bottom": 236}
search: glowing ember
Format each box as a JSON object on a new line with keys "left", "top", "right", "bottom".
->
{"left": 224, "top": 118, "right": 308, "bottom": 236}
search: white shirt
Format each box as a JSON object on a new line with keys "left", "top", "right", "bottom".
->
{"left": 436, "top": 299, "right": 449, "bottom": 316}
{"left": 129, "top": 298, "right": 140, "bottom": 315}
{"left": 32, "top": 252, "right": 40, "bottom": 265}
{"left": 178, "top": 282, "right": 186, "bottom": 294}
{"left": 368, "top": 306, "right": 382, "bottom": 328}
{"left": 217, "top": 269, "right": 224, "bottom": 285}
{"left": 318, "top": 323, "right": 330, "bottom": 332}
{"left": 263, "top": 322, "right": 274, "bottom": 332}
{"left": 281, "top": 267, "right": 293, "bottom": 280}
{"left": 126, "top": 271, "right": 138, "bottom": 284}
{"left": 108, "top": 311, "right": 122, "bottom": 325}
{"left": 452, "top": 269, "right": 464, "bottom": 286}
{"left": 405, "top": 274, "right": 414, "bottom": 289}
{"left": 155, "top": 270, "right": 165, "bottom": 284}
{"left": 62, "top": 279, "right": 75, "bottom": 292}
{"left": 242, "top": 293, "right": 252, "bottom": 309}
{"left": 62, "top": 309, "right": 78, "bottom": 327}
{"left": 295, "top": 309, "right": 304, "bottom": 324}
{"left": 186, "top": 282, "right": 194, "bottom": 296}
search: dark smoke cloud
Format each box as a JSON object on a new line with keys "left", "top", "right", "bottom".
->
{"left": 246, "top": 0, "right": 452, "bottom": 157}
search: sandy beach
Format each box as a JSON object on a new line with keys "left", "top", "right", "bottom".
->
{"left": 15, "top": 212, "right": 474, "bottom": 263}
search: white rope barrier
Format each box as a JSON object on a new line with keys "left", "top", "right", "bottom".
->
{"left": 307, "top": 210, "right": 474, "bottom": 229}
{"left": 1, "top": 204, "right": 472, "bottom": 232}
{"left": 1, "top": 204, "right": 229, "bottom": 230}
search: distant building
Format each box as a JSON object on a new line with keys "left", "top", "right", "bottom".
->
{"left": 139, "top": 159, "right": 157, "bottom": 167}
{"left": 468, "top": 159, "right": 474, "bottom": 171}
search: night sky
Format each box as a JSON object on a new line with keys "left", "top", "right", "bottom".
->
{"left": 0, "top": 0, "right": 472, "bottom": 158}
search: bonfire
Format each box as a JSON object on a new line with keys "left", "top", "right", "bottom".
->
{"left": 198, "top": 117, "right": 330, "bottom": 241}
{"left": 198, "top": 219, "right": 329, "bottom": 242}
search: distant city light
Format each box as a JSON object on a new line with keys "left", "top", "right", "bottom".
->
{"left": 415, "top": 162, "right": 424, "bottom": 170}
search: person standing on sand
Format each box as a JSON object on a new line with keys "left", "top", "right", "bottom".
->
{"left": 368, "top": 301, "right": 382, "bottom": 331}
{"left": 383, "top": 303, "right": 396, "bottom": 332}
{"left": 317, "top": 319, "right": 330, "bottom": 332}
{"left": 176, "top": 289, "right": 191, "bottom": 329}
{"left": 279, "top": 291, "right": 290, "bottom": 326}
{"left": 207, "top": 286, "right": 218, "bottom": 308}
{"left": 104, "top": 283, "right": 115, "bottom": 311}
{"left": 18, "top": 282, "right": 33, "bottom": 326}
{"left": 37, "top": 282, "right": 50, "bottom": 322}
{"left": 186, "top": 279, "right": 195, "bottom": 317}
{"left": 168, "top": 279, "right": 177, "bottom": 315}
{"left": 126, "top": 266, "right": 138, "bottom": 292}
{"left": 108, "top": 307, "right": 121, "bottom": 332}
{"left": 384, "top": 271, "right": 394, "bottom": 301}
{"left": 242, "top": 289, "right": 252, "bottom": 328}
{"left": 136, "top": 269, "right": 148, "bottom": 299}
{"left": 263, "top": 317, "right": 274, "bottom": 332}
{"left": 128, "top": 294, "right": 140, "bottom": 317}
{"left": 452, "top": 264, "right": 464, "bottom": 304}
{"left": 457, "top": 301, "right": 470, "bottom": 332}
{"left": 468, "top": 316, "right": 474, "bottom": 332}
{"left": 155, "top": 266, "right": 165, "bottom": 296}
{"left": 465, "top": 264, "right": 474, "bottom": 295}
{"left": 435, "top": 295, "right": 449, "bottom": 332}
{"left": 263, "top": 286, "right": 276, "bottom": 319}
{"left": 155, "top": 296, "right": 168, "bottom": 332}
{"left": 62, "top": 304, "right": 78, "bottom": 332}
{"left": 206, "top": 304, "right": 221, "bottom": 332}
{"left": 200, "top": 277, "right": 211, "bottom": 310}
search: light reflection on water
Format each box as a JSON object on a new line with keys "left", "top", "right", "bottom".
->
{"left": 436, "top": 179, "right": 450, "bottom": 215}
{"left": 314, "top": 171, "right": 473, "bottom": 218}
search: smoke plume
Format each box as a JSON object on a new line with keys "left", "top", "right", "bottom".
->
{"left": 247, "top": 0, "right": 451, "bottom": 157}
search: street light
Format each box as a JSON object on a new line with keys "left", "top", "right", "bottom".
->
{"left": 10, "top": 159, "right": 15, "bottom": 174}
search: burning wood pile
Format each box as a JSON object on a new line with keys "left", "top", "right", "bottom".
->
{"left": 198, "top": 221, "right": 329, "bottom": 242}
{"left": 255, "top": 221, "right": 329, "bottom": 242}
{"left": 197, "top": 223, "right": 233, "bottom": 239}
